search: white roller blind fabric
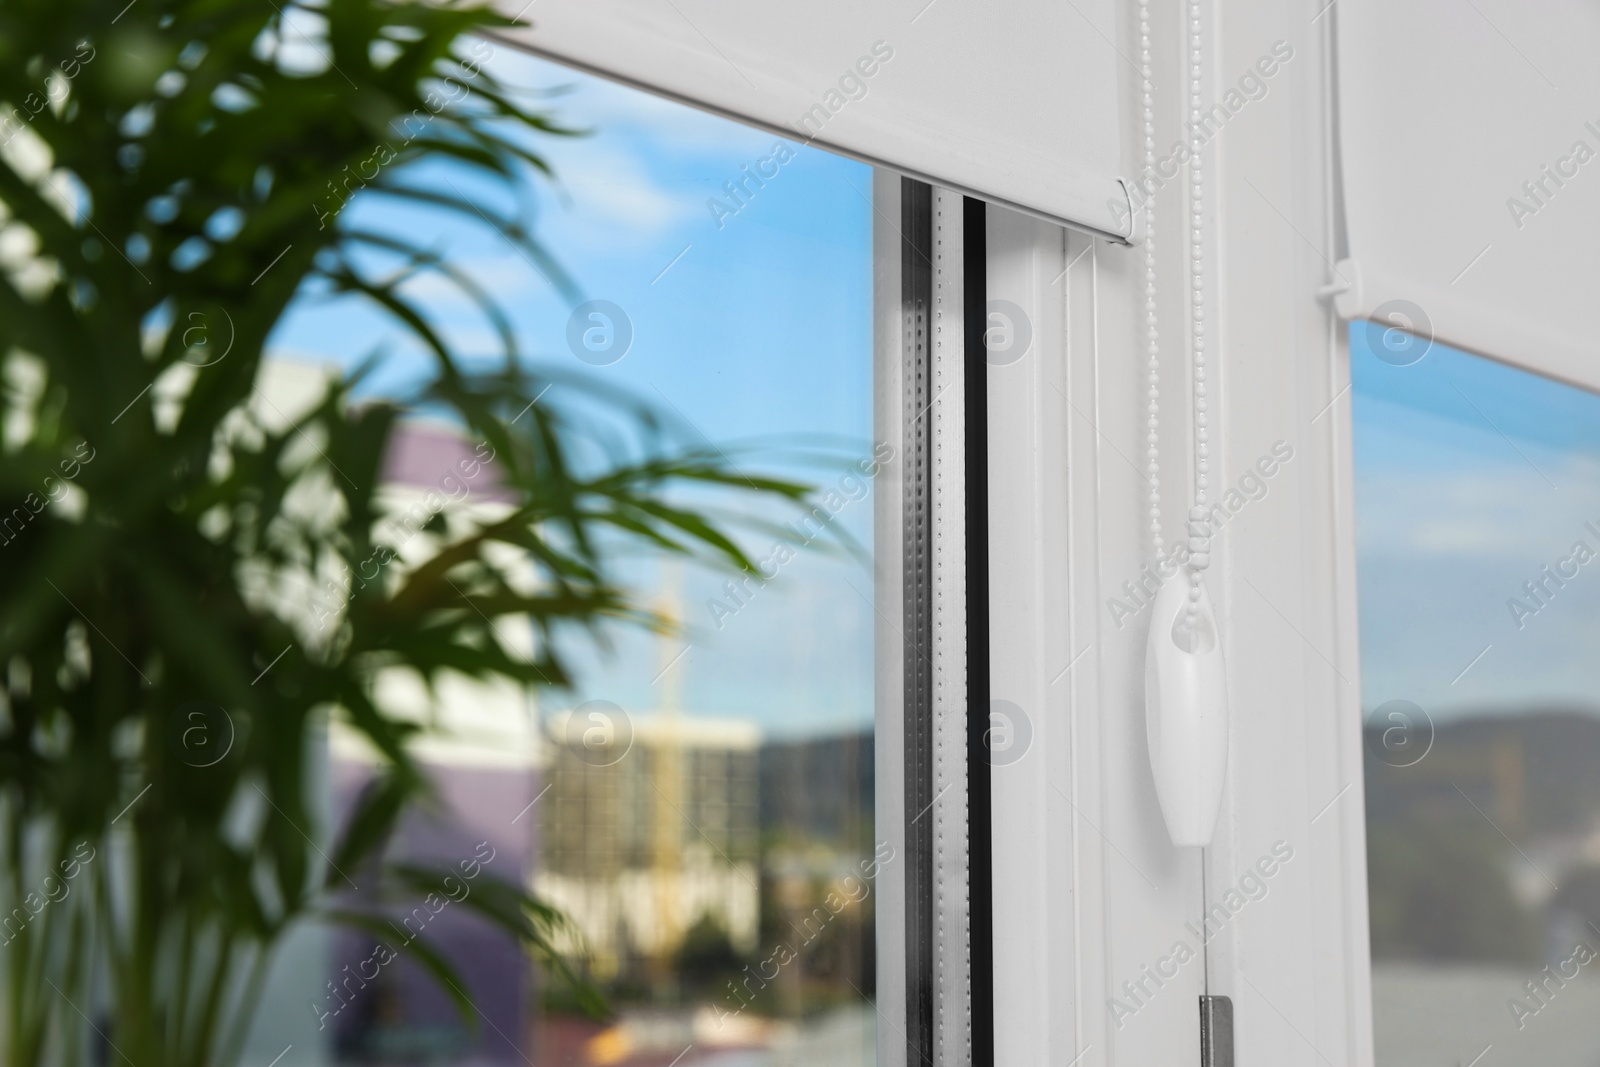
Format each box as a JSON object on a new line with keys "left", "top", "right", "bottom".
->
{"left": 1335, "top": 0, "right": 1600, "bottom": 389}
{"left": 494, "top": 0, "right": 1133, "bottom": 240}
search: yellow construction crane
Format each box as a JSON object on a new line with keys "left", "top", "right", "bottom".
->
{"left": 650, "top": 560, "right": 687, "bottom": 985}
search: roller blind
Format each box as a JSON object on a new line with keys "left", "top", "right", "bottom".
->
{"left": 1334, "top": 0, "right": 1600, "bottom": 390}
{"left": 493, "top": 0, "right": 1133, "bottom": 241}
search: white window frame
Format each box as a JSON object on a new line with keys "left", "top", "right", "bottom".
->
{"left": 874, "top": 1, "right": 1376, "bottom": 1064}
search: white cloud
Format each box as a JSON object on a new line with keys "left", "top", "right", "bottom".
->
{"left": 542, "top": 143, "right": 699, "bottom": 237}
{"left": 1358, "top": 453, "right": 1600, "bottom": 559}
{"left": 1354, "top": 419, "right": 1600, "bottom": 716}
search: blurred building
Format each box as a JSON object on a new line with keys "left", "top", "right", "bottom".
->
{"left": 757, "top": 730, "right": 876, "bottom": 1012}
{"left": 536, "top": 711, "right": 762, "bottom": 978}
{"left": 328, "top": 748, "right": 539, "bottom": 1064}
{"left": 325, "top": 416, "right": 543, "bottom": 1064}
{"left": 760, "top": 731, "right": 873, "bottom": 850}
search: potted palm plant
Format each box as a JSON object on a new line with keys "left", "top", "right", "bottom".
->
{"left": 0, "top": 0, "right": 814, "bottom": 1062}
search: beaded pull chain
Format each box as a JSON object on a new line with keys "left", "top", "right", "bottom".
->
{"left": 1139, "top": 0, "right": 1230, "bottom": 850}
{"left": 1142, "top": 0, "right": 1212, "bottom": 647}
{"left": 1184, "top": 0, "right": 1210, "bottom": 639}
{"left": 1141, "top": 0, "right": 1162, "bottom": 565}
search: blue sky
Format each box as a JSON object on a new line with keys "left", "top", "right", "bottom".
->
{"left": 1352, "top": 328, "right": 1600, "bottom": 722}
{"left": 268, "top": 47, "right": 877, "bottom": 738}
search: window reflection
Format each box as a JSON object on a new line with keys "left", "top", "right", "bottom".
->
{"left": 268, "top": 46, "right": 877, "bottom": 1067}
{"left": 1353, "top": 325, "right": 1600, "bottom": 1065}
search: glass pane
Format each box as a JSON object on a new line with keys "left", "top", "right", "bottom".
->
{"left": 1353, "top": 325, "right": 1600, "bottom": 1066}
{"left": 270, "top": 48, "right": 879, "bottom": 1067}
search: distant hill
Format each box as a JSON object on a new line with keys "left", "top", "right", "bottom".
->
{"left": 1365, "top": 706, "right": 1600, "bottom": 837}
{"left": 1364, "top": 706, "right": 1600, "bottom": 964}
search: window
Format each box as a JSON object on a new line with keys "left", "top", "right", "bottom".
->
{"left": 1353, "top": 325, "right": 1600, "bottom": 1063}
{"left": 260, "top": 46, "right": 883, "bottom": 1066}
